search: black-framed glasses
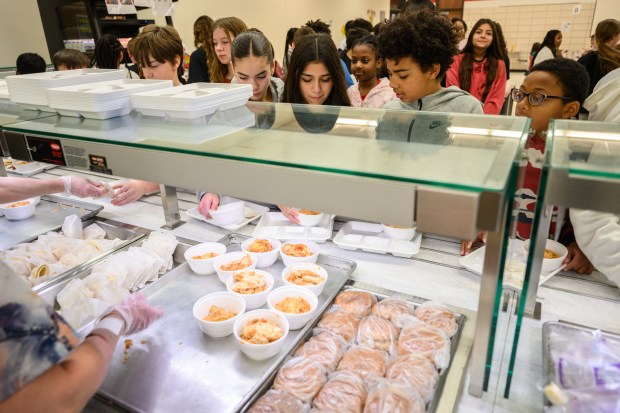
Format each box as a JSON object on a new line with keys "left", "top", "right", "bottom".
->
{"left": 511, "top": 88, "right": 573, "bottom": 106}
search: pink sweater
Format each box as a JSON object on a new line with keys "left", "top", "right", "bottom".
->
{"left": 347, "top": 78, "right": 397, "bottom": 108}
{"left": 446, "top": 54, "right": 507, "bottom": 115}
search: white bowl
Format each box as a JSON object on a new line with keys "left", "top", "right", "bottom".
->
{"left": 281, "top": 263, "right": 329, "bottom": 296}
{"left": 523, "top": 239, "right": 568, "bottom": 274}
{"left": 279, "top": 241, "right": 320, "bottom": 267}
{"left": 233, "top": 309, "right": 290, "bottom": 360}
{"left": 296, "top": 209, "right": 324, "bottom": 227}
{"left": 213, "top": 251, "right": 257, "bottom": 283}
{"left": 226, "top": 270, "right": 274, "bottom": 310}
{"left": 184, "top": 242, "right": 228, "bottom": 275}
{"left": 0, "top": 199, "right": 36, "bottom": 221}
{"left": 381, "top": 223, "right": 416, "bottom": 241}
{"left": 209, "top": 201, "right": 244, "bottom": 226}
{"left": 241, "top": 238, "right": 281, "bottom": 268}
{"left": 192, "top": 292, "right": 246, "bottom": 337}
{"left": 267, "top": 286, "right": 319, "bottom": 330}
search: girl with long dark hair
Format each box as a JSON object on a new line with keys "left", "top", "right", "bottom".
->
{"left": 532, "top": 29, "right": 562, "bottom": 66}
{"left": 446, "top": 18, "right": 506, "bottom": 114}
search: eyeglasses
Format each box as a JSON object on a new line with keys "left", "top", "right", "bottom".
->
{"left": 511, "top": 89, "right": 573, "bottom": 107}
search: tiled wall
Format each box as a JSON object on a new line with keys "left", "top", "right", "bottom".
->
{"left": 463, "top": 2, "right": 596, "bottom": 58}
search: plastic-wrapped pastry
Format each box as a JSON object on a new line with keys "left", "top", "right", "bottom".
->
{"left": 273, "top": 357, "right": 327, "bottom": 403}
{"left": 295, "top": 330, "right": 348, "bottom": 372}
{"left": 363, "top": 379, "right": 425, "bottom": 413}
{"left": 334, "top": 291, "right": 377, "bottom": 317}
{"left": 83, "top": 223, "right": 107, "bottom": 240}
{"left": 371, "top": 298, "right": 415, "bottom": 328}
{"left": 413, "top": 301, "right": 458, "bottom": 338}
{"left": 397, "top": 319, "right": 451, "bottom": 370}
{"left": 316, "top": 309, "right": 361, "bottom": 343}
{"left": 61, "top": 214, "right": 83, "bottom": 239}
{"left": 312, "top": 371, "right": 367, "bottom": 413}
{"left": 249, "top": 389, "right": 310, "bottom": 413}
{"left": 356, "top": 316, "right": 400, "bottom": 353}
{"left": 386, "top": 353, "right": 439, "bottom": 403}
{"left": 337, "top": 346, "right": 389, "bottom": 380}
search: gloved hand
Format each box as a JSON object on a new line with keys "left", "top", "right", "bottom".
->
{"left": 110, "top": 293, "right": 164, "bottom": 335}
{"left": 62, "top": 176, "right": 107, "bottom": 198}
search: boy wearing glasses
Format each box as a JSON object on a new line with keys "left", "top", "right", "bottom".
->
{"left": 512, "top": 58, "right": 593, "bottom": 273}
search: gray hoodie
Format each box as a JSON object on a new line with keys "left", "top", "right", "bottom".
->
{"left": 377, "top": 86, "right": 483, "bottom": 144}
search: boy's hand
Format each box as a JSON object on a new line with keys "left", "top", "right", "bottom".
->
{"left": 563, "top": 242, "right": 594, "bottom": 274}
{"left": 460, "top": 231, "right": 487, "bottom": 256}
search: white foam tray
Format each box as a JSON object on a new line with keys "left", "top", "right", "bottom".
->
{"left": 252, "top": 212, "right": 335, "bottom": 243}
{"left": 185, "top": 196, "right": 269, "bottom": 231}
{"left": 4, "top": 159, "right": 57, "bottom": 176}
{"left": 0, "top": 80, "right": 9, "bottom": 100}
{"left": 333, "top": 221, "right": 422, "bottom": 258}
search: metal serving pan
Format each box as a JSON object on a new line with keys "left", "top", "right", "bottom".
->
{"left": 92, "top": 233, "right": 356, "bottom": 413}
{"left": 34, "top": 218, "right": 149, "bottom": 302}
{"left": 0, "top": 194, "right": 103, "bottom": 250}
{"left": 240, "top": 280, "right": 467, "bottom": 413}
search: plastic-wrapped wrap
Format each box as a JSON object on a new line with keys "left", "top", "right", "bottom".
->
{"left": 295, "top": 330, "right": 348, "bottom": 372}
{"left": 316, "top": 308, "right": 361, "bottom": 343}
{"left": 413, "top": 301, "right": 458, "bottom": 338}
{"left": 397, "top": 318, "right": 451, "bottom": 370}
{"left": 273, "top": 357, "right": 328, "bottom": 403}
{"left": 334, "top": 290, "right": 377, "bottom": 317}
{"left": 371, "top": 298, "right": 415, "bottom": 328}
{"left": 337, "top": 346, "right": 389, "bottom": 380}
{"left": 61, "top": 214, "right": 83, "bottom": 239}
{"left": 386, "top": 353, "right": 439, "bottom": 403}
{"left": 312, "top": 371, "right": 367, "bottom": 413}
{"left": 249, "top": 389, "right": 310, "bottom": 413}
{"left": 362, "top": 379, "right": 425, "bottom": 413}
{"left": 356, "top": 316, "right": 400, "bottom": 353}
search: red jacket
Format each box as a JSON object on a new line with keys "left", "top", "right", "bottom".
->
{"left": 446, "top": 54, "right": 507, "bottom": 115}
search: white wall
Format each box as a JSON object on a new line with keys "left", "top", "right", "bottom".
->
{"left": 0, "top": 0, "right": 49, "bottom": 67}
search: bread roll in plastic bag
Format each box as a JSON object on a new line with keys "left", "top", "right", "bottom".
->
{"left": 413, "top": 301, "right": 458, "bottom": 338}
{"left": 312, "top": 370, "right": 367, "bottom": 413}
{"left": 83, "top": 223, "right": 106, "bottom": 240}
{"left": 357, "top": 315, "right": 400, "bottom": 354}
{"left": 316, "top": 307, "right": 361, "bottom": 343}
{"left": 363, "top": 379, "right": 425, "bottom": 413}
{"left": 397, "top": 317, "right": 451, "bottom": 370}
{"left": 371, "top": 298, "right": 415, "bottom": 328}
{"left": 61, "top": 214, "right": 83, "bottom": 239}
{"left": 295, "top": 330, "right": 348, "bottom": 372}
{"left": 273, "top": 357, "right": 327, "bottom": 403}
{"left": 334, "top": 290, "right": 377, "bottom": 317}
{"left": 386, "top": 353, "right": 439, "bottom": 403}
{"left": 248, "top": 389, "right": 310, "bottom": 413}
{"left": 337, "top": 345, "right": 389, "bottom": 380}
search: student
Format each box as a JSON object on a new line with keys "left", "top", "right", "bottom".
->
{"left": 378, "top": 10, "right": 482, "bottom": 114}
{"left": 340, "top": 28, "right": 370, "bottom": 83}
{"left": 52, "top": 49, "right": 90, "bottom": 71}
{"left": 188, "top": 15, "right": 214, "bottom": 84}
{"left": 532, "top": 30, "right": 562, "bottom": 66}
{"left": 209, "top": 17, "right": 248, "bottom": 83}
{"left": 15, "top": 53, "right": 46, "bottom": 75}
{"left": 451, "top": 17, "right": 468, "bottom": 51}
{"left": 578, "top": 19, "right": 620, "bottom": 97}
{"left": 528, "top": 42, "right": 541, "bottom": 72}
{"left": 110, "top": 25, "right": 184, "bottom": 206}
{"left": 91, "top": 34, "right": 139, "bottom": 79}
{"left": 347, "top": 35, "right": 396, "bottom": 108}
{"left": 232, "top": 31, "right": 284, "bottom": 102}
{"left": 493, "top": 58, "right": 591, "bottom": 272}
{"left": 283, "top": 34, "right": 351, "bottom": 106}
{"left": 282, "top": 27, "right": 297, "bottom": 78}
{"left": 304, "top": 19, "right": 354, "bottom": 87}
{"left": 446, "top": 18, "right": 507, "bottom": 115}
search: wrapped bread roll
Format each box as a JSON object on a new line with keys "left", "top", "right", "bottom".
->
{"left": 312, "top": 371, "right": 366, "bottom": 413}
{"left": 356, "top": 316, "right": 400, "bottom": 353}
{"left": 316, "top": 309, "right": 361, "bottom": 343}
{"left": 363, "top": 379, "right": 425, "bottom": 413}
{"left": 249, "top": 389, "right": 310, "bottom": 413}
{"left": 83, "top": 223, "right": 107, "bottom": 240}
{"left": 273, "top": 357, "right": 327, "bottom": 403}
{"left": 61, "top": 214, "right": 83, "bottom": 239}
{"left": 386, "top": 353, "right": 439, "bottom": 403}
{"left": 334, "top": 290, "right": 377, "bottom": 317}
{"left": 295, "top": 330, "right": 348, "bottom": 372}
{"left": 397, "top": 319, "right": 451, "bottom": 370}
{"left": 337, "top": 346, "right": 388, "bottom": 380}
{"left": 371, "top": 298, "right": 415, "bottom": 328}
{"left": 413, "top": 301, "right": 458, "bottom": 338}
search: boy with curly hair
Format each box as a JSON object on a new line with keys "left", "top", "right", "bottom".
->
{"left": 378, "top": 10, "right": 482, "bottom": 113}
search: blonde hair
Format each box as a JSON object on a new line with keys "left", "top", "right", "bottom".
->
{"left": 595, "top": 19, "right": 620, "bottom": 74}
{"left": 208, "top": 17, "right": 248, "bottom": 82}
